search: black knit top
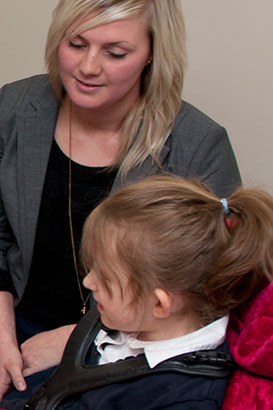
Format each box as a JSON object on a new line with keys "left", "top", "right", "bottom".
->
{"left": 17, "top": 139, "right": 117, "bottom": 328}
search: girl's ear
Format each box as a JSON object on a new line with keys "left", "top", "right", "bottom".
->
{"left": 153, "top": 288, "right": 173, "bottom": 319}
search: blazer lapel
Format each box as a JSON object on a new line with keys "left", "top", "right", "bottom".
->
{"left": 17, "top": 105, "right": 58, "bottom": 277}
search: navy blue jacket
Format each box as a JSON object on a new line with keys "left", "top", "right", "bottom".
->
{"left": 1, "top": 343, "right": 230, "bottom": 409}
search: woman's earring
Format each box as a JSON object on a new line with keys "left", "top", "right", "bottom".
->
{"left": 146, "top": 60, "right": 152, "bottom": 65}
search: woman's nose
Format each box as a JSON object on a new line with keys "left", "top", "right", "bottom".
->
{"left": 79, "top": 51, "right": 103, "bottom": 76}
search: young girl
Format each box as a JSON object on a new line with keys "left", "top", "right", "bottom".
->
{"left": 1, "top": 175, "right": 272, "bottom": 409}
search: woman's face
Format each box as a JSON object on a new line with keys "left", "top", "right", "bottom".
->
{"left": 58, "top": 14, "right": 152, "bottom": 114}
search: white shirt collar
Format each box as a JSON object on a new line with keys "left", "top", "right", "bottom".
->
{"left": 95, "top": 315, "right": 229, "bottom": 368}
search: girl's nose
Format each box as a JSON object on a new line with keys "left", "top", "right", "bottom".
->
{"left": 83, "top": 271, "right": 97, "bottom": 291}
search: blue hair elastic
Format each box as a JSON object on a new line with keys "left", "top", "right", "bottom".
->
{"left": 220, "top": 198, "right": 230, "bottom": 215}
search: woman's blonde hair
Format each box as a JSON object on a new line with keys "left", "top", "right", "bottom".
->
{"left": 45, "top": 0, "right": 186, "bottom": 177}
{"left": 81, "top": 175, "right": 273, "bottom": 325}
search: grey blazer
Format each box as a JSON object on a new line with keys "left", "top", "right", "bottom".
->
{"left": 0, "top": 75, "right": 241, "bottom": 302}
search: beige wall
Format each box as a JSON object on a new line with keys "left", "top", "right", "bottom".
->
{"left": 182, "top": 0, "right": 273, "bottom": 193}
{"left": 0, "top": 0, "right": 272, "bottom": 193}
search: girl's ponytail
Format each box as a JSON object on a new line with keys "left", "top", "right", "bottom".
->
{"left": 205, "top": 188, "right": 273, "bottom": 315}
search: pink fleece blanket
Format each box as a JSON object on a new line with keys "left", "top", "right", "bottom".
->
{"left": 222, "top": 283, "right": 273, "bottom": 410}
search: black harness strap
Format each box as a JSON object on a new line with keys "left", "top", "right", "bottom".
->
{"left": 24, "top": 307, "right": 236, "bottom": 410}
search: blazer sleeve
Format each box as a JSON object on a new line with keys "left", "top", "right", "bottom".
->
{"left": 166, "top": 102, "right": 242, "bottom": 198}
{"left": 0, "top": 86, "right": 16, "bottom": 294}
{"left": 186, "top": 125, "right": 241, "bottom": 197}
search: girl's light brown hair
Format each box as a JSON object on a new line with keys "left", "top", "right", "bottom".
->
{"left": 81, "top": 175, "right": 273, "bottom": 325}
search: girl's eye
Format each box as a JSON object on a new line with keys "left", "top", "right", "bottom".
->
{"left": 69, "top": 41, "right": 85, "bottom": 49}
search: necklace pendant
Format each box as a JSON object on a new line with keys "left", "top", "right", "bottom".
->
{"left": 81, "top": 304, "right": 86, "bottom": 315}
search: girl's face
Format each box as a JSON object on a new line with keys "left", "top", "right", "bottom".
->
{"left": 58, "top": 14, "right": 151, "bottom": 114}
{"left": 83, "top": 258, "right": 155, "bottom": 337}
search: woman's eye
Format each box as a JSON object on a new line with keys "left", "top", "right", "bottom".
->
{"left": 108, "top": 52, "right": 127, "bottom": 59}
{"left": 69, "top": 41, "right": 85, "bottom": 49}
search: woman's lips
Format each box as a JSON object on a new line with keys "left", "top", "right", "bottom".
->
{"left": 75, "top": 77, "right": 104, "bottom": 92}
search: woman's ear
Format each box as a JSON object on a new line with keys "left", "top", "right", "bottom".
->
{"left": 153, "top": 288, "right": 173, "bottom": 319}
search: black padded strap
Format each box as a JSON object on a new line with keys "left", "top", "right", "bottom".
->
{"left": 24, "top": 307, "right": 236, "bottom": 410}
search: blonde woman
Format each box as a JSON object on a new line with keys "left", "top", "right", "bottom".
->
{"left": 0, "top": 0, "right": 240, "bottom": 397}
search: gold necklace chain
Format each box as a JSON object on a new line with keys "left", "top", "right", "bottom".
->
{"left": 68, "top": 101, "right": 90, "bottom": 315}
